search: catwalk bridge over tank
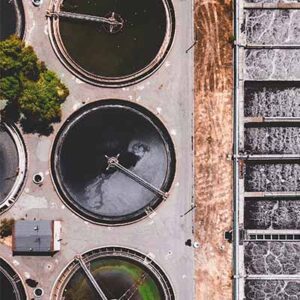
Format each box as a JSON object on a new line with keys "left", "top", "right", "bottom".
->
{"left": 46, "top": 10, "right": 124, "bottom": 33}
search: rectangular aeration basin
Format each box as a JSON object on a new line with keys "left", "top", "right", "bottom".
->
{"left": 244, "top": 9, "right": 300, "bottom": 45}
{"left": 245, "top": 242, "right": 300, "bottom": 275}
{"left": 245, "top": 162, "right": 300, "bottom": 192}
{"left": 245, "top": 49, "right": 300, "bottom": 80}
{"left": 245, "top": 280, "right": 300, "bottom": 300}
{"left": 245, "top": 198, "right": 300, "bottom": 229}
{"left": 244, "top": 81, "right": 300, "bottom": 117}
{"left": 244, "top": 126, "right": 300, "bottom": 154}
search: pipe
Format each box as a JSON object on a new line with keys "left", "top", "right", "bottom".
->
{"left": 233, "top": 0, "right": 240, "bottom": 299}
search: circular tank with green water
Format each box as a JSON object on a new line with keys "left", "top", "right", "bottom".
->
{"left": 53, "top": 247, "right": 175, "bottom": 300}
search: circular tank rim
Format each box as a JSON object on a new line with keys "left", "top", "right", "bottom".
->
{"left": 0, "top": 123, "right": 27, "bottom": 215}
{"left": 50, "top": 99, "right": 176, "bottom": 226}
{"left": 50, "top": 246, "right": 176, "bottom": 300}
{"left": 14, "top": 0, "right": 26, "bottom": 40}
{"left": 0, "top": 257, "right": 28, "bottom": 300}
{"left": 47, "top": 0, "right": 176, "bottom": 87}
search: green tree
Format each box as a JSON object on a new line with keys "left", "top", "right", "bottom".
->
{"left": 0, "top": 35, "right": 24, "bottom": 74}
{"left": 0, "top": 76, "right": 20, "bottom": 100}
{"left": 0, "top": 35, "right": 69, "bottom": 135}
{"left": 20, "top": 70, "right": 68, "bottom": 123}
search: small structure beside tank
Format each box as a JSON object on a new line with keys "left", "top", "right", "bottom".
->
{"left": 12, "top": 220, "right": 61, "bottom": 256}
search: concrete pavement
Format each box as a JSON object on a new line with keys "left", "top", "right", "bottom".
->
{"left": 0, "top": 0, "right": 195, "bottom": 298}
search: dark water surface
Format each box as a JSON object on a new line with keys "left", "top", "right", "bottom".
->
{"left": 0, "top": 0, "right": 17, "bottom": 40}
{"left": 60, "top": 0, "right": 168, "bottom": 77}
{"left": 0, "top": 271, "right": 15, "bottom": 300}
{"left": 63, "top": 258, "right": 163, "bottom": 300}
{"left": 0, "top": 125, "right": 19, "bottom": 203}
{"left": 0, "top": 259, "right": 26, "bottom": 300}
{"left": 53, "top": 101, "right": 175, "bottom": 223}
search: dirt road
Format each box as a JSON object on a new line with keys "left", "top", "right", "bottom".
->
{"left": 194, "top": 1, "right": 233, "bottom": 299}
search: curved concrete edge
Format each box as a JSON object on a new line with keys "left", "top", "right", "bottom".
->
{"left": 0, "top": 124, "right": 27, "bottom": 214}
{"left": 49, "top": 99, "right": 176, "bottom": 226}
{"left": 0, "top": 256, "right": 28, "bottom": 300}
{"left": 13, "top": 0, "right": 25, "bottom": 39}
{"left": 46, "top": 0, "right": 176, "bottom": 88}
{"left": 50, "top": 246, "right": 176, "bottom": 300}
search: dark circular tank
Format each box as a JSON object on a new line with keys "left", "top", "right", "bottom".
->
{"left": 0, "top": 0, "right": 25, "bottom": 40}
{"left": 52, "top": 247, "right": 175, "bottom": 300}
{"left": 48, "top": 0, "right": 175, "bottom": 86}
{"left": 0, "top": 123, "right": 26, "bottom": 214}
{"left": 0, "top": 124, "right": 19, "bottom": 204}
{"left": 51, "top": 100, "right": 176, "bottom": 225}
{"left": 0, "top": 258, "right": 26, "bottom": 300}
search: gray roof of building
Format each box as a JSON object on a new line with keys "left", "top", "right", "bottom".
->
{"left": 14, "top": 220, "right": 53, "bottom": 253}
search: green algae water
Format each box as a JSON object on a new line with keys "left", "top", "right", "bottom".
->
{"left": 63, "top": 258, "right": 163, "bottom": 299}
{"left": 59, "top": 0, "right": 168, "bottom": 77}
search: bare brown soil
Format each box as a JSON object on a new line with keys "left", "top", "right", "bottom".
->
{"left": 194, "top": 0, "right": 233, "bottom": 299}
{"left": 0, "top": 236, "right": 12, "bottom": 247}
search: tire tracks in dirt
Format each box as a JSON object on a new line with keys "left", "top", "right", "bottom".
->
{"left": 194, "top": 1, "right": 233, "bottom": 299}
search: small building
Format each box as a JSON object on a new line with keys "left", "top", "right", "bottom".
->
{"left": 12, "top": 220, "right": 61, "bottom": 256}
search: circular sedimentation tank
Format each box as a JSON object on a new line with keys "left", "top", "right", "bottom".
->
{"left": 0, "top": 123, "right": 27, "bottom": 213}
{"left": 48, "top": 0, "right": 175, "bottom": 86}
{"left": 0, "top": 0, "right": 25, "bottom": 40}
{"left": 0, "top": 258, "right": 27, "bottom": 300}
{"left": 52, "top": 247, "right": 175, "bottom": 300}
{"left": 51, "top": 100, "right": 175, "bottom": 225}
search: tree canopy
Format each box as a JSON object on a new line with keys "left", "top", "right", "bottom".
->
{"left": 0, "top": 36, "right": 69, "bottom": 134}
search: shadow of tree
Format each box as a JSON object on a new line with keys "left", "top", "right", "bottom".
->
{"left": 20, "top": 118, "right": 54, "bottom": 136}
{"left": 0, "top": 101, "right": 20, "bottom": 123}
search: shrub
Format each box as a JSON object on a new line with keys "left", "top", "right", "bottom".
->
{"left": 0, "top": 218, "right": 14, "bottom": 238}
